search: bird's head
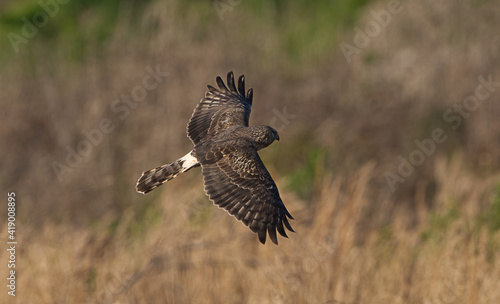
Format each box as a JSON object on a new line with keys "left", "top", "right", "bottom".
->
{"left": 270, "top": 126, "right": 280, "bottom": 142}
{"left": 251, "top": 125, "right": 280, "bottom": 150}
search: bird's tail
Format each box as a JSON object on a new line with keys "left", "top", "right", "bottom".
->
{"left": 136, "top": 151, "right": 200, "bottom": 194}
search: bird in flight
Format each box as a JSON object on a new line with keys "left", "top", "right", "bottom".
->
{"left": 136, "top": 72, "right": 294, "bottom": 244}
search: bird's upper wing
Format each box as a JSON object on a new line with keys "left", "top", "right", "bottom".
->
{"left": 196, "top": 139, "right": 294, "bottom": 245}
{"left": 187, "top": 71, "right": 253, "bottom": 145}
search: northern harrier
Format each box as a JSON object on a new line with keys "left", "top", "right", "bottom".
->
{"left": 136, "top": 72, "right": 294, "bottom": 244}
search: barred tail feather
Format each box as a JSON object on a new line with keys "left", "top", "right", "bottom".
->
{"left": 136, "top": 151, "right": 199, "bottom": 194}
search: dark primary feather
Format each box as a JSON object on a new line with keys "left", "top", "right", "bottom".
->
{"left": 196, "top": 139, "right": 294, "bottom": 245}
{"left": 187, "top": 71, "right": 253, "bottom": 145}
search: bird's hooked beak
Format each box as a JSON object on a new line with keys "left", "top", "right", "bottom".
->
{"left": 275, "top": 133, "right": 280, "bottom": 141}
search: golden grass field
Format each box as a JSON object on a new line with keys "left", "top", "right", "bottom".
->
{"left": 8, "top": 157, "right": 500, "bottom": 303}
{"left": 1, "top": 0, "right": 500, "bottom": 303}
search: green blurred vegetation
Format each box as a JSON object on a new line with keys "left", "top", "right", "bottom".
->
{"left": 0, "top": 0, "right": 152, "bottom": 60}
{"left": 487, "top": 185, "right": 500, "bottom": 232}
{"left": 420, "top": 202, "right": 460, "bottom": 242}
{"left": 1, "top": 0, "right": 373, "bottom": 65}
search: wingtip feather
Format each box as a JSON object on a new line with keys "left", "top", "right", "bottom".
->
{"left": 227, "top": 71, "right": 237, "bottom": 92}
{"left": 268, "top": 224, "right": 278, "bottom": 245}
{"left": 237, "top": 75, "right": 245, "bottom": 96}
{"left": 258, "top": 228, "right": 266, "bottom": 244}
{"left": 247, "top": 88, "right": 253, "bottom": 104}
{"left": 216, "top": 76, "right": 227, "bottom": 91}
{"left": 283, "top": 217, "right": 295, "bottom": 233}
{"left": 277, "top": 221, "right": 288, "bottom": 238}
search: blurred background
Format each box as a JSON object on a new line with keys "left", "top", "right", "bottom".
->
{"left": 1, "top": 0, "right": 500, "bottom": 303}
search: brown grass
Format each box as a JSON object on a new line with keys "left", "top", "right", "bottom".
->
{"left": 1, "top": 0, "right": 500, "bottom": 303}
{"left": 3, "top": 156, "right": 499, "bottom": 303}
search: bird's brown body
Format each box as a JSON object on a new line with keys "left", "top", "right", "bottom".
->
{"left": 136, "top": 72, "right": 294, "bottom": 244}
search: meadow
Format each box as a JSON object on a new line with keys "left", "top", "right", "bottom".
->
{"left": 1, "top": 0, "right": 499, "bottom": 303}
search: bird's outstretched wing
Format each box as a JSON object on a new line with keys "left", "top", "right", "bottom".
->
{"left": 196, "top": 140, "right": 294, "bottom": 245}
{"left": 187, "top": 71, "right": 253, "bottom": 145}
